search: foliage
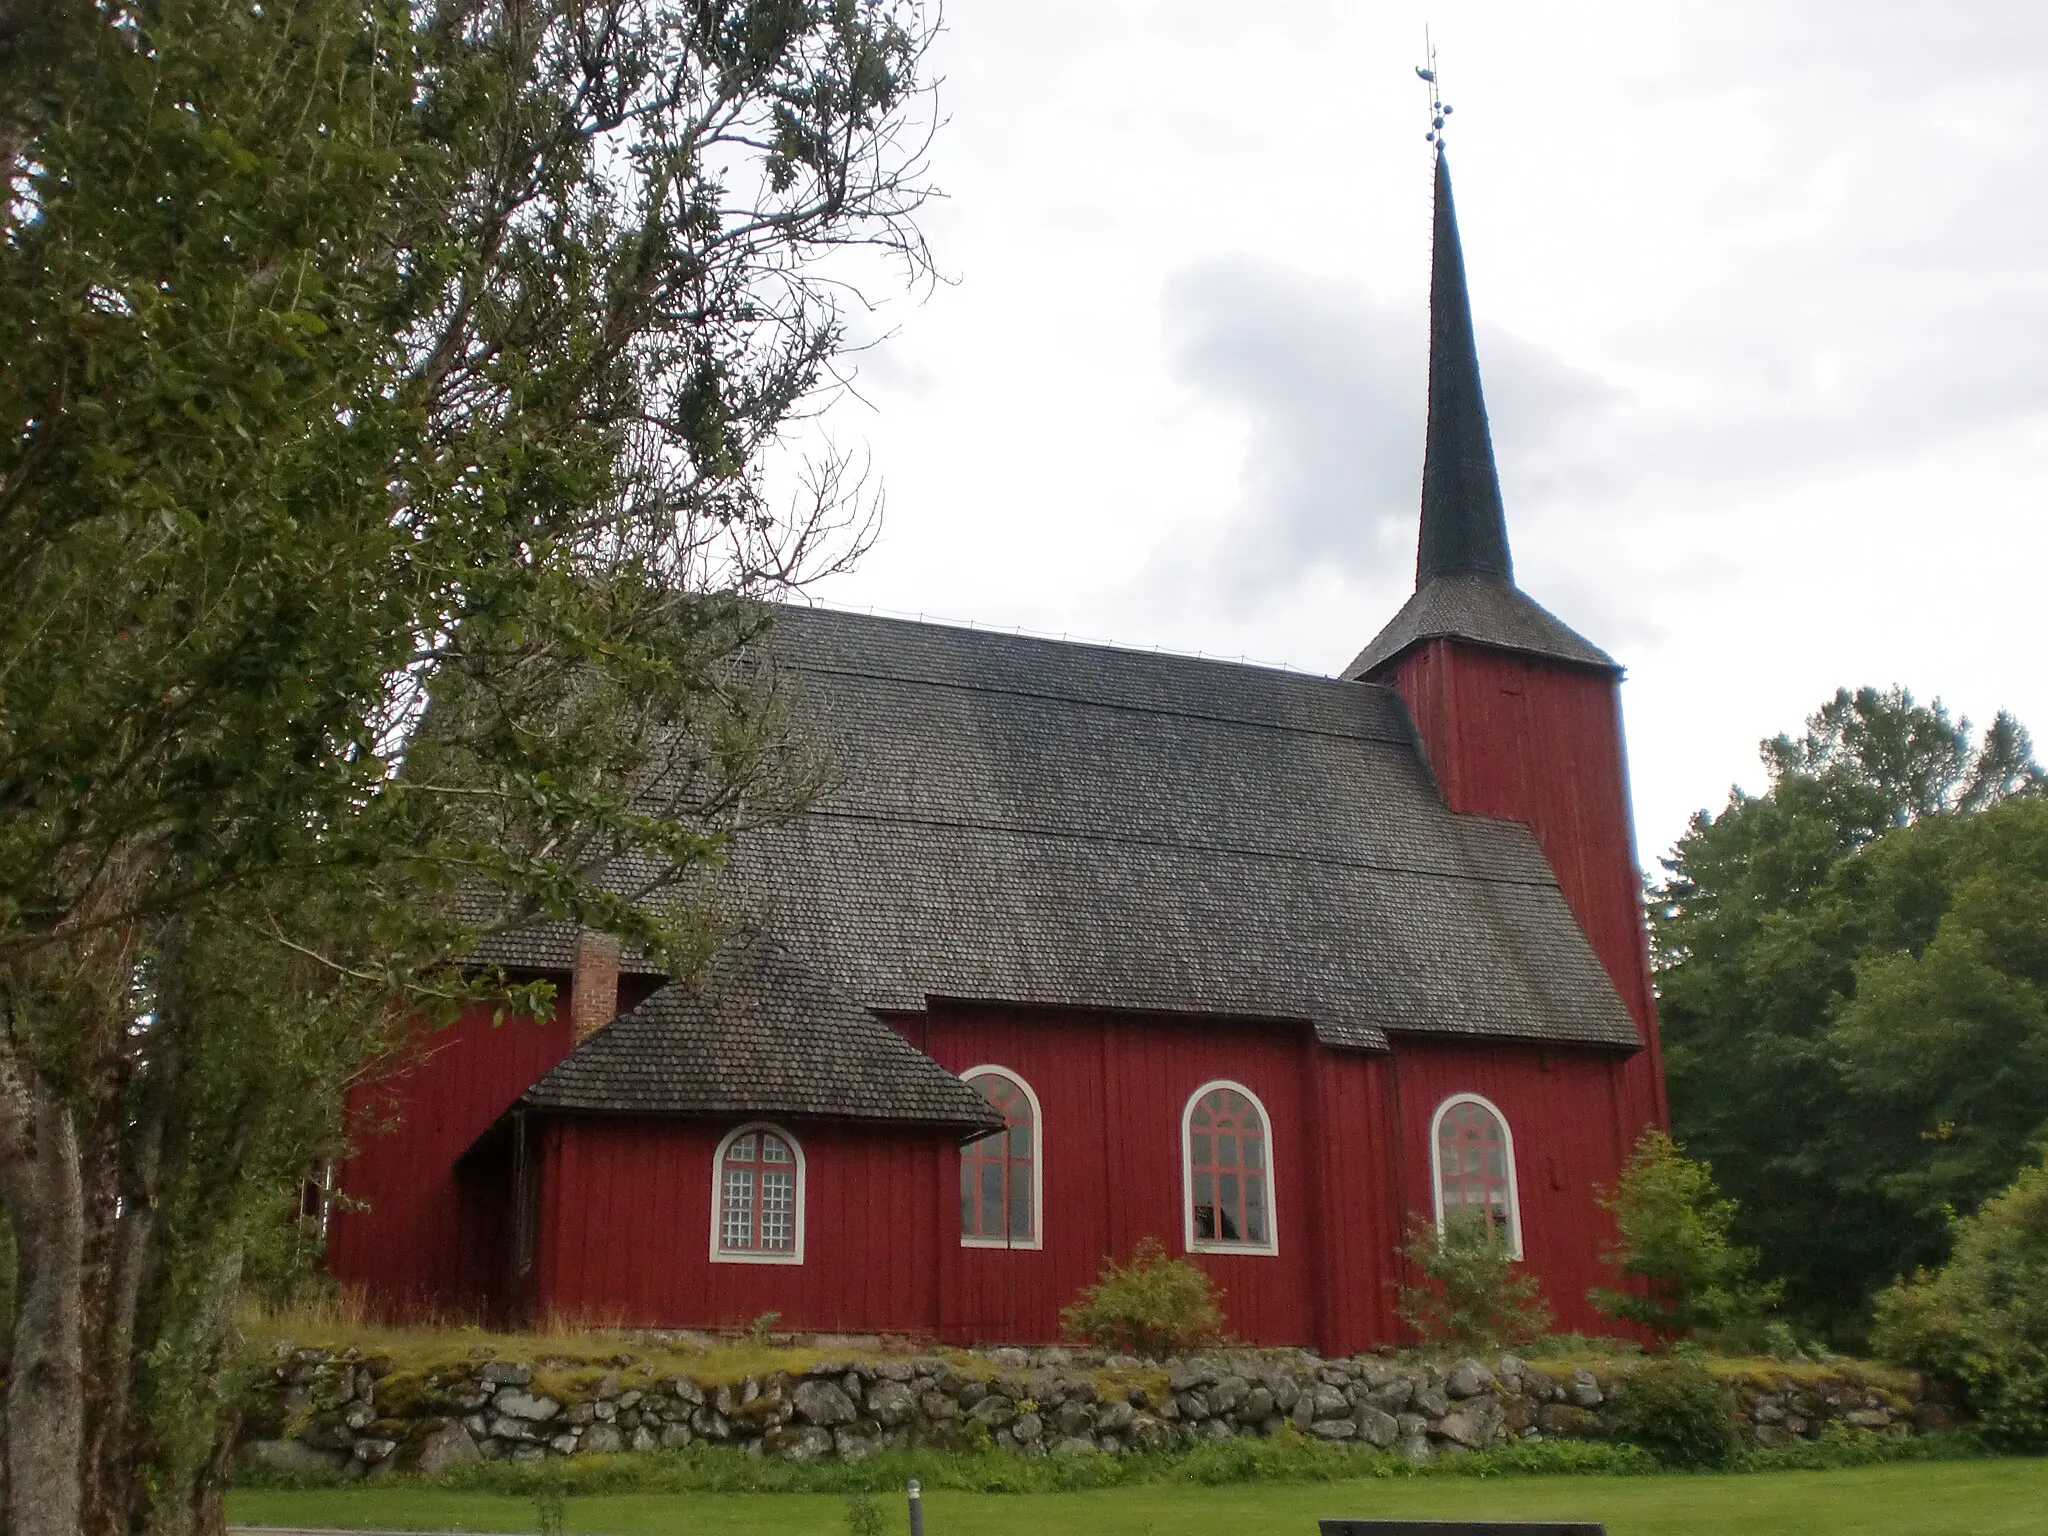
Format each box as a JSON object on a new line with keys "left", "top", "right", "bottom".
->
{"left": 1652, "top": 686, "right": 2046, "bottom": 1338}
{"left": 842, "top": 1491, "right": 885, "bottom": 1536}
{"left": 1604, "top": 1359, "right": 1742, "bottom": 1470}
{"left": 1738, "top": 1424, "right": 1986, "bottom": 1473}
{"left": 1871, "top": 1159, "right": 2048, "bottom": 1448}
{"left": 0, "top": 0, "right": 938, "bottom": 1528}
{"left": 1590, "top": 1130, "right": 1780, "bottom": 1344}
{"left": 1397, "top": 1209, "right": 1553, "bottom": 1350}
{"left": 1059, "top": 1237, "right": 1227, "bottom": 1357}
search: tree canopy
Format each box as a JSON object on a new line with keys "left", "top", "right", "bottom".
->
{"left": 1653, "top": 687, "right": 2046, "bottom": 1341}
{"left": 0, "top": 2, "right": 938, "bottom": 1532}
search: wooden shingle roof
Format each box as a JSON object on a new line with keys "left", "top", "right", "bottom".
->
{"left": 520, "top": 937, "right": 1000, "bottom": 1134}
{"left": 479, "top": 604, "right": 1644, "bottom": 1123}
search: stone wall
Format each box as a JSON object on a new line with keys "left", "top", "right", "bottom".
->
{"left": 239, "top": 1342, "right": 1949, "bottom": 1479}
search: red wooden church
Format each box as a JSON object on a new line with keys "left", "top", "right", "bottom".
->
{"left": 328, "top": 152, "right": 1668, "bottom": 1353}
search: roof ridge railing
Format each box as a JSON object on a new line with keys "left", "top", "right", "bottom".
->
{"left": 793, "top": 594, "right": 1330, "bottom": 678}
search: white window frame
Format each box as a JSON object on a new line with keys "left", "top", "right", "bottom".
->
{"left": 1429, "top": 1092, "right": 1524, "bottom": 1260}
{"left": 1180, "top": 1079, "right": 1280, "bottom": 1257}
{"left": 708, "top": 1121, "right": 807, "bottom": 1265}
{"left": 958, "top": 1064, "right": 1045, "bottom": 1251}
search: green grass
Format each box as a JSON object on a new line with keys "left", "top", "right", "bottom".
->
{"left": 231, "top": 1457, "right": 2048, "bottom": 1536}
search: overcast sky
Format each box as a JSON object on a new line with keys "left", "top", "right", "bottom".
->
{"left": 797, "top": 0, "right": 2048, "bottom": 871}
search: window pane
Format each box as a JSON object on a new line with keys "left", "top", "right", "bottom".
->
{"left": 1009, "top": 1176, "right": 1032, "bottom": 1238}
{"left": 1246, "top": 1178, "right": 1268, "bottom": 1243}
{"left": 722, "top": 1168, "right": 754, "bottom": 1249}
{"left": 1194, "top": 1203, "right": 1216, "bottom": 1240}
{"left": 730, "top": 1132, "right": 756, "bottom": 1162}
{"left": 1219, "top": 1133, "right": 1238, "bottom": 1167}
{"left": 960, "top": 1160, "right": 976, "bottom": 1233}
{"left": 1244, "top": 1135, "right": 1264, "bottom": 1169}
{"left": 1190, "top": 1132, "right": 1211, "bottom": 1166}
{"left": 1220, "top": 1172, "right": 1240, "bottom": 1230}
{"left": 1009, "top": 1123, "right": 1031, "bottom": 1157}
{"left": 760, "top": 1134, "right": 792, "bottom": 1164}
{"left": 760, "top": 1169, "right": 794, "bottom": 1249}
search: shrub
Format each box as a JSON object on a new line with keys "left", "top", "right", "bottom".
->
{"left": 1603, "top": 1358, "right": 1741, "bottom": 1469}
{"left": 1397, "top": 1209, "right": 1552, "bottom": 1350}
{"left": 1059, "top": 1237, "right": 1226, "bottom": 1356}
{"left": 843, "top": 1492, "right": 885, "bottom": 1535}
{"left": 1589, "top": 1129, "right": 1780, "bottom": 1346}
{"left": 1872, "top": 1157, "right": 2048, "bottom": 1448}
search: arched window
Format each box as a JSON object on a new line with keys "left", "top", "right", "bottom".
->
{"left": 1431, "top": 1094, "right": 1522, "bottom": 1258}
{"left": 710, "top": 1123, "right": 805, "bottom": 1264}
{"left": 960, "top": 1067, "right": 1041, "bottom": 1248}
{"left": 1182, "top": 1081, "right": 1277, "bottom": 1255}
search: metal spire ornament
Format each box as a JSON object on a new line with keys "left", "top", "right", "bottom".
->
{"left": 1415, "top": 33, "right": 1453, "bottom": 152}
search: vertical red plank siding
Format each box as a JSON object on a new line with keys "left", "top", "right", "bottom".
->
{"left": 912, "top": 1005, "right": 1320, "bottom": 1347}
{"left": 1310, "top": 1048, "right": 1407, "bottom": 1354}
{"left": 326, "top": 976, "right": 576, "bottom": 1316}
{"left": 1382, "top": 640, "right": 1668, "bottom": 1135}
{"left": 1390, "top": 1039, "right": 1629, "bottom": 1336}
{"left": 532, "top": 1118, "right": 946, "bottom": 1332}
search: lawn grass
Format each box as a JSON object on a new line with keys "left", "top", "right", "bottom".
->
{"left": 230, "top": 1456, "right": 2048, "bottom": 1536}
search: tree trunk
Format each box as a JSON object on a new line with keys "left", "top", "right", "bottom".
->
{"left": 3, "top": 1082, "right": 86, "bottom": 1536}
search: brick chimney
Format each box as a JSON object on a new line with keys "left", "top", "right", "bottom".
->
{"left": 570, "top": 928, "right": 622, "bottom": 1043}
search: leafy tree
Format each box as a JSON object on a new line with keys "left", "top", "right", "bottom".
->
{"left": 1397, "top": 1210, "right": 1553, "bottom": 1351}
{"left": 0, "top": 1, "right": 937, "bottom": 1533}
{"left": 1829, "top": 798, "right": 2048, "bottom": 1228}
{"left": 1589, "top": 1130, "right": 1779, "bottom": 1346}
{"left": 1653, "top": 688, "right": 2044, "bottom": 1340}
{"left": 1871, "top": 1157, "right": 2048, "bottom": 1448}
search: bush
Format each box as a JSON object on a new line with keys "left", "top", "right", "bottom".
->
{"left": 1603, "top": 1359, "right": 1741, "bottom": 1469}
{"left": 1060, "top": 1237, "right": 1226, "bottom": 1356}
{"left": 1590, "top": 1130, "right": 1780, "bottom": 1346}
{"left": 1872, "top": 1158, "right": 2048, "bottom": 1448}
{"left": 1397, "top": 1210, "right": 1552, "bottom": 1350}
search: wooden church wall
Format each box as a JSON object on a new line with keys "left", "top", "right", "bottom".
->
{"left": 1381, "top": 640, "right": 1668, "bottom": 1136}
{"left": 1387, "top": 1037, "right": 1631, "bottom": 1337}
{"left": 327, "top": 980, "right": 578, "bottom": 1317}
{"left": 327, "top": 969, "right": 664, "bottom": 1318}
{"left": 530, "top": 1117, "right": 949, "bottom": 1333}
{"left": 905, "top": 1004, "right": 1323, "bottom": 1349}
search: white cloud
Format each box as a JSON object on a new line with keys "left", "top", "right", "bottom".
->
{"left": 804, "top": 0, "right": 2048, "bottom": 863}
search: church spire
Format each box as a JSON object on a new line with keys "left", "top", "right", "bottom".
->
{"left": 1341, "top": 140, "right": 1617, "bottom": 681}
{"left": 1416, "top": 150, "right": 1513, "bottom": 586}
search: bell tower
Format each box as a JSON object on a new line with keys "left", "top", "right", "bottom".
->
{"left": 1349, "top": 149, "right": 1667, "bottom": 1131}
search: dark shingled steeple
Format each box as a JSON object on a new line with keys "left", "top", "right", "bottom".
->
{"left": 1345, "top": 151, "right": 1616, "bottom": 680}
{"left": 1417, "top": 151, "right": 1513, "bottom": 585}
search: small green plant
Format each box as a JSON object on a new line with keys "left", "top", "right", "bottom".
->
{"left": 1761, "top": 1320, "right": 1800, "bottom": 1360}
{"left": 843, "top": 1491, "right": 885, "bottom": 1536}
{"left": 1873, "top": 1157, "right": 2048, "bottom": 1448}
{"left": 1396, "top": 1209, "right": 1552, "bottom": 1350}
{"left": 746, "top": 1310, "right": 782, "bottom": 1345}
{"left": 1589, "top": 1129, "right": 1780, "bottom": 1346}
{"left": 1060, "top": 1236, "right": 1226, "bottom": 1356}
{"left": 1603, "top": 1358, "right": 1741, "bottom": 1470}
{"left": 532, "top": 1490, "right": 566, "bottom": 1536}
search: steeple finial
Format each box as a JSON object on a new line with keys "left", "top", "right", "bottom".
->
{"left": 1415, "top": 108, "right": 1513, "bottom": 586}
